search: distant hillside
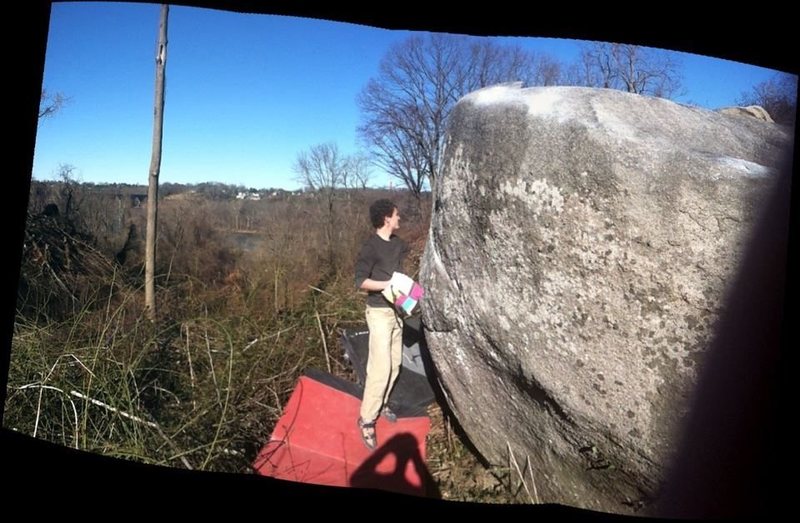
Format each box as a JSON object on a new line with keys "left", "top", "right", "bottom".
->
{"left": 29, "top": 179, "right": 430, "bottom": 202}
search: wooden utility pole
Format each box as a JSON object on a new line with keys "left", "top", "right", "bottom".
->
{"left": 145, "top": 5, "right": 169, "bottom": 322}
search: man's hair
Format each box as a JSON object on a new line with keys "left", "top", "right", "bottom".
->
{"left": 369, "top": 199, "right": 397, "bottom": 229}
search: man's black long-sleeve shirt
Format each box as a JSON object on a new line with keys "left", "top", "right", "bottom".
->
{"left": 354, "top": 233, "right": 409, "bottom": 308}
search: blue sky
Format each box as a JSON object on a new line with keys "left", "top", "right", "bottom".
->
{"left": 32, "top": 2, "right": 791, "bottom": 191}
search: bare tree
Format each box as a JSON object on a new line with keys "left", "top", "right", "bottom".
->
{"left": 736, "top": 72, "right": 797, "bottom": 126}
{"left": 345, "top": 154, "right": 373, "bottom": 190}
{"left": 293, "top": 142, "right": 347, "bottom": 191}
{"left": 566, "top": 42, "right": 683, "bottom": 99}
{"left": 532, "top": 54, "right": 564, "bottom": 86}
{"left": 358, "top": 102, "right": 428, "bottom": 198}
{"left": 39, "top": 88, "right": 70, "bottom": 121}
{"left": 293, "top": 142, "right": 349, "bottom": 268}
{"left": 56, "top": 163, "right": 80, "bottom": 220}
{"left": 358, "top": 34, "right": 553, "bottom": 198}
{"left": 145, "top": 5, "right": 169, "bottom": 322}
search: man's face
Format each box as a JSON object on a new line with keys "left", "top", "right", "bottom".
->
{"left": 386, "top": 208, "right": 400, "bottom": 231}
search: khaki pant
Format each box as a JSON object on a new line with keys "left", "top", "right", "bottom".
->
{"left": 359, "top": 305, "right": 403, "bottom": 423}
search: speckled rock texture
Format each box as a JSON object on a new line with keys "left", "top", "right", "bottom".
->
{"left": 420, "top": 85, "right": 792, "bottom": 513}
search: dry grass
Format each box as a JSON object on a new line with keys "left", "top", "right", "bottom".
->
{"left": 6, "top": 187, "right": 531, "bottom": 504}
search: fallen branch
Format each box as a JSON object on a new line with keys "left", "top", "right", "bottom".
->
{"left": 150, "top": 418, "right": 194, "bottom": 470}
{"left": 69, "top": 389, "right": 193, "bottom": 470}
{"left": 184, "top": 323, "right": 197, "bottom": 410}
{"left": 526, "top": 454, "right": 541, "bottom": 504}
{"left": 308, "top": 285, "right": 334, "bottom": 297}
{"left": 315, "top": 310, "right": 331, "bottom": 373}
{"left": 507, "top": 442, "right": 535, "bottom": 504}
{"left": 16, "top": 383, "right": 79, "bottom": 448}
{"left": 203, "top": 312, "right": 221, "bottom": 405}
{"left": 70, "top": 390, "right": 157, "bottom": 428}
{"left": 202, "top": 334, "right": 236, "bottom": 470}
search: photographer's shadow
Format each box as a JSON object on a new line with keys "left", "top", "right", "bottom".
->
{"left": 350, "top": 432, "right": 440, "bottom": 498}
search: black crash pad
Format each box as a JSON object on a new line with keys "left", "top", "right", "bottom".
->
{"left": 340, "top": 322, "right": 436, "bottom": 418}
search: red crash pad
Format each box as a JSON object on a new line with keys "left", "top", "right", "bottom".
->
{"left": 253, "top": 375, "right": 432, "bottom": 497}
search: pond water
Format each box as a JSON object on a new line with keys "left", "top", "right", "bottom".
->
{"left": 228, "top": 231, "right": 266, "bottom": 252}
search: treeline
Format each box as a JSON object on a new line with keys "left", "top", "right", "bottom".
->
{"left": 25, "top": 176, "right": 430, "bottom": 291}
{"left": 30, "top": 178, "right": 302, "bottom": 201}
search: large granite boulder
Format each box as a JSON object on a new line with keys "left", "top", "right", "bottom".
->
{"left": 419, "top": 85, "right": 792, "bottom": 513}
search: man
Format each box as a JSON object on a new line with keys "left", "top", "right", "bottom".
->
{"left": 354, "top": 199, "right": 409, "bottom": 450}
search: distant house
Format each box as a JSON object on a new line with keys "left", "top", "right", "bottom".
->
{"left": 267, "top": 189, "right": 293, "bottom": 199}
{"left": 236, "top": 191, "right": 262, "bottom": 201}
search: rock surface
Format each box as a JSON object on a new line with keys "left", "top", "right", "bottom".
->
{"left": 420, "top": 85, "right": 792, "bottom": 513}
